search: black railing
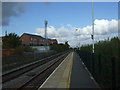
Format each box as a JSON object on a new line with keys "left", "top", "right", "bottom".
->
{"left": 76, "top": 50, "right": 119, "bottom": 88}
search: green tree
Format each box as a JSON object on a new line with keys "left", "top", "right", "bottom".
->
{"left": 2, "top": 33, "right": 21, "bottom": 49}
{"left": 80, "top": 37, "right": 120, "bottom": 59}
{"left": 64, "top": 41, "right": 70, "bottom": 50}
{"left": 50, "top": 42, "right": 70, "bottom": 52}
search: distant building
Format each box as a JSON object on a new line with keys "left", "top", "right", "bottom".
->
{"left": 19, "top": 33, "right": 58, "bottom": 46}
{"left": 48, "top": 39, "right": 58, "bottom": 45}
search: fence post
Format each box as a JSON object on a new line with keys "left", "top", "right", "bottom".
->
{"left": 88, "top": 53, "right": 90, "bottom": 71}
{"left": 98, "top": 54, "right": 101, "bottom": 83}
{"left": 92, "top": 53, "right": 94, "bottom": 76}
{"left": 90, "top": 53, "right": 92, "bottom": 73}
{"left": 112, "top": 57, "right": 116, "bottom": 89}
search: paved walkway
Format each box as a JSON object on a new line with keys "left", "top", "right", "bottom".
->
{"left": 70, "top": 52, "right": 99, "bottom": 88}
{"left": 38, "top": 51, "right": 99, "bottom": 89}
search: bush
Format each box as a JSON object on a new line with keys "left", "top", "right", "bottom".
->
{"left": 15, "top": 46, "right": 24, "bottom": 54}
{"left": 80, "top": 37, "right": 120, "bottom": 60}
{"left": 24, "top": 46, "right": 38, "bottom": 52}
{"left": 2, "top": 33, "right": 21, "bottom": 49}
{"left": 14, "top": 46, "right": 37, "bottom": 54}
{"left": 50, "top": 42, "right": 70, "bottom": 52}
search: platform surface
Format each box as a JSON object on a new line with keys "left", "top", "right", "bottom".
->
{"left": 70, "top": 52, "right": 99, "bottom": 88}
{"left": 38, "top": 51, "right": 99, "bottom": 89}
{"left": 38, "top": 52, "right": 73, "bottom": 88}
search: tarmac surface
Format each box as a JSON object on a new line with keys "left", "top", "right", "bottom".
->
{"left": 70, "top": 52, "right": 99, "bottom": 88}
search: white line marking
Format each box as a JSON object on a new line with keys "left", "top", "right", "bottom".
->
{"left": 38, "top": 52, "right": 71, "bottom": 89}
{"left": 90, "top": 76, "right": 94, "bottom": 80}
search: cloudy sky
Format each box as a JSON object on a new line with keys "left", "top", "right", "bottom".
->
{"left": 2, "top": 2, "right": 118, "bottom": 47}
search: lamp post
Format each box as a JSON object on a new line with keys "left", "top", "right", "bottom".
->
{"left": 76, "top": 28, "right": 80, "bottom": 50}
{"left": 92, "top": 0, "right": 94, "bottom": 54}
{"left": 45, "top": 20, "right": 48, "bottom": 46}
{"left": 91, "top": 0, "right": 95, "bottom": 75}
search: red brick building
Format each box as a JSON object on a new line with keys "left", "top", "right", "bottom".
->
{"left": 20, "top": 33, "right": 58, "bottom": 46}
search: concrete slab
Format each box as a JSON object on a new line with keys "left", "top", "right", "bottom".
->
{"left": 38, "top": 52, "right": 73, "bottom": 89}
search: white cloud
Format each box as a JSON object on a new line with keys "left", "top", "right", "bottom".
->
{"left": 35, "top": 25, "right": 70, "bottom": 43}
{"left": 71, "top": 19, "right": 118, "bottom": 47}
{"left": 73, "top": 19, "right": 118, "bottom": 36}
{"left": 35, "top": 19, "right": 118, "bottom": 47}
{"left": 36, "top": 26, "right": 59, "bottom": 38}
{"left": 94, "top": 19, "right": 118, "bottom": 35}
{"left": 58, "top": 26, "right": 71, "bottom": 37}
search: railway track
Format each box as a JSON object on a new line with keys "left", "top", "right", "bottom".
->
{"left": 2, "top": 51, "right": 70, "bottom": 90}
{"left": 2, "top": 51, "right": 65, "bottom": 83}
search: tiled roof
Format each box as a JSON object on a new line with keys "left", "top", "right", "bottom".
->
{"left": 23, "top": 33, "right": 45, "bottom": 39}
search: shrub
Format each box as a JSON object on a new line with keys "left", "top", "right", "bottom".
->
{"left": 15, "top": 46, "right": 24, "bottom": 54}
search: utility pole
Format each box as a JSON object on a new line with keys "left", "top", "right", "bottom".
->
{"left": 91, "top": 0, "right": 95, "bottom": 75}
{"left": 76, "top": 28, "right": 80, "bottom": 50}
{"left": 92, "top": 0, "right": 94, "bottom": 54}
{"left": 5, "top": 30, "right": 7, "bottom": 36}
{"left": 45, "top": 20, "right": 48, "bottom": 46}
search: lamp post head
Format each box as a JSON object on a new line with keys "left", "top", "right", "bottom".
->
{"left": 76, "top": 28, "right": 78, "bottom": 31}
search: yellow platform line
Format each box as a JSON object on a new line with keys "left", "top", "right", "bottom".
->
{"left": 67, "top": 52, "right": 74, "bottom": 89}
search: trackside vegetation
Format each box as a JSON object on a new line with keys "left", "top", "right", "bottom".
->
{"left": 50, "top": 41, "right": 70, "bottom": 52}
{"left": 80, "top": 37, "right": 120, "bottom": 60}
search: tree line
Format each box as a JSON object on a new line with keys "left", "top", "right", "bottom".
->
{"left": 80, "top": 37, "right": 120, "bottom": 60}
{"left": 50, "top": 41, "right": 70, "bottom": 52}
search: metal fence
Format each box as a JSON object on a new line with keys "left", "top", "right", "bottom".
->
{"left": 76, "top": 50, "right": 119, "bottom": 88}
{"left": 2, "top": 51, "right": 56, "bottom": 72}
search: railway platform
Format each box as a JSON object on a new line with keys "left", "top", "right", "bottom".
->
{"left": 38, "top": 52, "right": 99, "bottom": 89}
